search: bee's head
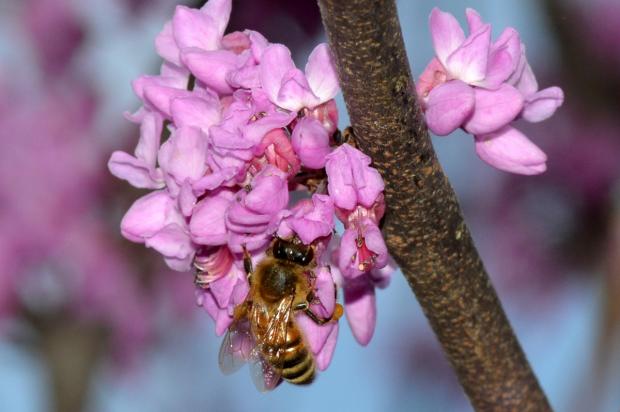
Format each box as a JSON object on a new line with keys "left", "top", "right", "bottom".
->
{"left": 272, "top": 238, "right": 313, "bottom": 266}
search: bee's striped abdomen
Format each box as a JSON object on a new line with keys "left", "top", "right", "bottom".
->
{"left": 264, "top": 323, "right": 315, "bottom": 385}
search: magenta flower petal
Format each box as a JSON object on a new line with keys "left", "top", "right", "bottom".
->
{"left": 200, "top": 0, "right": 232, "bottom": 36}
{"left": 475, "top": 126, "right": 547, "bottom": 175}
{"left": 465, "top": 8, "right": 484, "bottom": 33}
{"left": 464, "top": 84, "right": 524, "bottom": 135}
{"left": 430, "top": 8, "right": 465, "bottom": 66}
{"left": 425, "top": 80, "right": 475, "bottom": 136}
{"left": 121, "top": 190, "right": 185, "bottom": 243}
{"left": 190, "top": 191, "right": 234, "bottom": 245}
{"left": 145, "top": 223, "right": 195, "bottom": 271}
{"left": 178, "top": 180, "right": 197, "bottom": 217}
{"left": 278, "top": 70, "right": 319, "bottom": 111}
{"left": 325, "top": 144, "right": 384, "bottom": 210}
{"left": 478, "top": 28, "right": 521, "bottom": 89}
{"left": 244, "top": 111, "right": 297, "bottom": 148}
{"left": 259, "top": 44, "right": 298, "bottom": 110}
{"left": 513, "top": 61, "right": 539, "bottom": 96}
{"left": 182, "top": 49, "right": 238, "bottom": 95}
{"left": 172, "top": 6, "right": 221, "bottom": 52}
{"left": 209, "top": 266, "right": 238, "bottom": 308}
{"left": 155, "top": 21, "right": 181, "bottom": 67}
{"left": 108, "top": 151, "right": 164, "bottom": 189}
{"left": 446, "top": 24, "right": 491, "bottom": 84}
{"left": 134, "top": 111, "right": 163, "bottom": 169}
{"left": 313, "top": 266, "right": 336, "bottom": 317}
{"left": 288, "top": 195, "right": 335, "bottom": 245}
{"left": 315, "top": 323, "right": 338, "bottom": 371}
{"left": 244, "top": 166, "right": 289, "bottom": 215}
{"left": 344, "top": 280, "right": 376, "bottom": 346}
{"left": 291, "top": 117, "right": 331, "bottom": 169}
{"left": 522, "top": 86, "right": 564, "bottom": 123}
{"left": 171, "top": 93, "right": 221, "bottom": 131}
{"left": 305, "top": 43, "right": 339, "bottom": 104}
{"left": 158, "top": 126, "right": 208, "bottom": 184}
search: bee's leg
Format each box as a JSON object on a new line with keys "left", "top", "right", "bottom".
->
{"left": 233, "top": 301, "right": 250, "bottom": 322}
{"left": 294, "top": 302, "right": 343, "bottom": 325}
{"left": 242, "top": 244, "right": 253, "bottom": 277}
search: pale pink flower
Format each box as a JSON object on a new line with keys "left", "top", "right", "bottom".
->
{"left": 417, "top": 8, "right": 564, "bottom": 175}
{"left": 325, "top": 144, "right": 384, "bottom": 210}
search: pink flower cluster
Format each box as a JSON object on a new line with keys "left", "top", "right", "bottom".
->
{"left": 417, "top": 8, "right": 564, "bottom": 175}
{"left": 109, "top": 0, "right": 393, "bottom": 371}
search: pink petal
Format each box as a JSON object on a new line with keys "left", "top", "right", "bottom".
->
{"left": 522, "top": 86, "right": 564, "bottom": 123}
{"left": 134, "top": 111, "right": 163, "bottom": 168}
{"left": 305, "top": 43, "right": 339, "bottom": 104}
{"left": 259, "top": 44, "right": 301, "bottom": 111}
{"left": 244, "top": 111, "right": 297, "bottom": 148}
{"left": 430, "top": 8, "right": 465, "bottom": 66}
{"left": 158, "top": 126, "right": 208, "bottom": 183}
{"left": 200, "top": 0, "right": 232, "bottom": 37}
{"left": 172, "top": 6, "right": 220, "bottom": 51}
{"left": 425, "top": 80, "right": 475, "bottom": 136}
{"left": 190, "top": 191, "right": 234, "bottom": 245}
{"left": 155, "top": 21, "right": 181, "bottom": 67}
{"left": 513, "top": 61, "right": 538, "bottom": 96}
{"left": 278, "top": 69, "right": 319, "bottom": 111}
{"left": 209, "top": 269, "right": 238, "bottom": 308}
{"left": 245, "top": 167, "right": 289, "bottom": 215}
{"left": 291, "top": 117, "right": 331, "bottom": 169}
{"left": 315, "top": 323, "right": 338, "bottom": 371}
{"left": 145, "top": 224, "right": 195, "bottom": 271}
{"left": 475, "top": 126, "right": 547, "bottom": 175}
{"left": 344, "top": 281, "right": 376, "bottom": 346}
{"left": 288, "top": 194, "right": 335, "bottom": 245}
{"left": 465, "top": 8, "right": 484, "bottom": 33}
{"left": 446, "top": 24, "right": 491, "bottom": 84}
{"left": 178, "top": 180, "right": 196, "bottom": 217}
{"left": 325, "top": 144, "right": 385, "bottom": 210}
{"left": 296, "top": 314, "right": 335, "bottom": 358}
{"left": 248, "top": 30, "right": 270, "bottom": 61}
{"left": 182, "top": 49, "right": 238, "bottom": 95}
{"left": 108, "top": 151, "right": 163, "bottom": 189}
{"left": 464, "top": 84, "right": 524, "bottom": 135}
{"left": 121, "top": 191, "right": 185, "bottom": 243}
{"left": 171, "top": 94, "right": 221, "bottom": 131}
{"left": 477, "top": 28, "right": 521, "bottom": 89}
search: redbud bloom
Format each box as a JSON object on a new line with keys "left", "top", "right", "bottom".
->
{"left": 325, "top": 144, "right": 385, "bottom": 211}
{"left": 225, "top": 166, "right": 289, "bottom": 252}
{"left": 418, "top": 8, "right": 564, "bottom": 175}
{"left": 278, "top": 194, "right": 335, "bottom": 245}
{"left": 259, "top": 43, "right": 339, "bottom": 112}
{"left": 291, "top": 117, "right": 331, "bottom": 169}
{"left": 110, "top": 0, "right": 397, "bottom": 382}
{"left": 108, "top": 110, "right": 165, "bottom": 189}
{"left": 121, "top": 190, "right": 196, "bottom": 271}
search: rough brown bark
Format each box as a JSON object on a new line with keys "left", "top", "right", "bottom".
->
{"left": 317, "top": 1, "right": 551, "bottom": 410}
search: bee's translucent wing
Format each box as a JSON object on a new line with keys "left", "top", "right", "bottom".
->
{"left": 249, "top": 295, "right": 295, "bottom": 391}
{"left": 218, "top": 320, "right": 254, "bottom": 375}
{"left": 250, "top": 352, "right": 282, "bottom": 392}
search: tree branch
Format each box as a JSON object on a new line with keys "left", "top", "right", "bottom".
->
{"left": 317, "top": 1, "right": 551, "bottom": 410}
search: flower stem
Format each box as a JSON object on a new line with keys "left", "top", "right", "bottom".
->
{"left": 317, "top": 1, "right": 551, "bottom": 409}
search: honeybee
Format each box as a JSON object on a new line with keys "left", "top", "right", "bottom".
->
{"left": 218, "top": 237, "right": 343, "bottom": 391}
